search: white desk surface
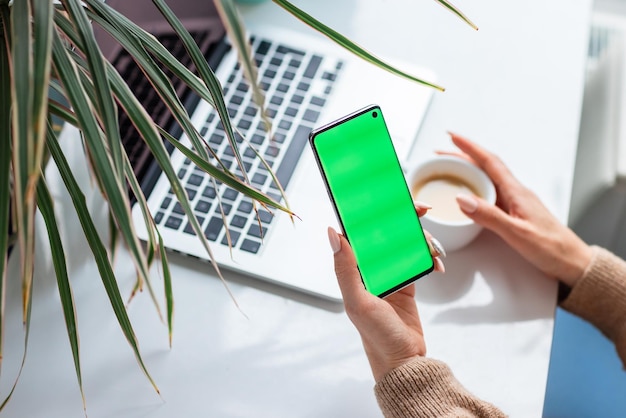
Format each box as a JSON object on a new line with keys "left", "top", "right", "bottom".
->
{"left": 2, "top": 0, "right": 592, "bottom": 417}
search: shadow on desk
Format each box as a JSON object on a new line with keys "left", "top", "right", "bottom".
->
{"left": 415, "top": 231, "right": 556, "bottom": 324}
{"left": 167, "top": 249, "right": 345, "bottom": 313}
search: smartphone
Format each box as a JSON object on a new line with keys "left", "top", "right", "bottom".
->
{"left": 309, "top": 105, "right": 434, "bottom": 297}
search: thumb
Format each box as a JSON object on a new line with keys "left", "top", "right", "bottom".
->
{"left": 327, "top": 227, "right": 368, "bottom": 303}
{"left": 456, "top": 193, "right": 512, "bottom": 237}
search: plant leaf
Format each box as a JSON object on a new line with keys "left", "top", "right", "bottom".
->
{"left": 35, "top": 175, "right": 86, "bottom": 411}
{"left": 84, "top": 2, "right": 290, "bottom": 213}
{"left": 213, "top": 0, "right": 272, "bottom": 132}
{"left": 100, "top": 51, "right": 242, "bottom": 307}
{"left": 159, "top": 128, "right": 291, "bottom": 213}
{"left": 51, "top": 28, "right": 152, "bottom": 294}
{"left": 0, "top": 2, "right": 11, "bottom": 377}
{"left": 58, "top": 42, "right": 167, "bottom": 317}
{"left": 45, "top": 124, "right": 160, "bottom": 395}
{"left": 31, "top": 0, "right": 54, "bottom": 187}
{"left": 150, "top": 0, "right": 254, "bottom": 185}
{"left": 60, "top": 0, "right": 125, "bottom": 182}
{"left": 434, "top": 0, "right": 478, "bottom": 31}
{"left": 157, "top": 234, "right": 174, "bottom": 347}
{"left": 272, "top": 0, "right": 445, "bottom": 91}
{"left": 11, "top": 0, "right": 37, "bottom": 323}
{"left": 0, "top": 279, "right": 32, "bottom": 411}
{"left": 82, "top": 1, "right": 218, "bottom": 108}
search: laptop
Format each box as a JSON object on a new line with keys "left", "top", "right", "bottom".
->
{"left": 97, "top": 0, "right": 436, "bottom": 302}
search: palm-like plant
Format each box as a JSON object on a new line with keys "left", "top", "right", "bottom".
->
{"left": 0, "top": 0, "right": 475, "bottom": 411}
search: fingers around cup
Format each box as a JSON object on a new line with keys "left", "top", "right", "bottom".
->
{"left": 409, "top": 155, "right": 496, "bottom": 252}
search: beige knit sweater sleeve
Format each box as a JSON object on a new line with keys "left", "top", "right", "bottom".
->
{"left": 560, "top": 245, "right": 626, "bottom": 367}
{"left": 374, "top": 245, "right": 626, "bottom": 417}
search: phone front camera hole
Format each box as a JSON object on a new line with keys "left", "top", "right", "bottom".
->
{"left": 372, "top": 111, "right": 378, "bottom": 118}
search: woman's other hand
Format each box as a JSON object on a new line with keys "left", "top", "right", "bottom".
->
{"left": 447, "top": 132, "right": 592, "bottom": 287}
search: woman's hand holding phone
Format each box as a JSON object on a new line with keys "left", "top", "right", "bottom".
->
{"left": 327, "top": 202, "right": 445, "bottom": 382}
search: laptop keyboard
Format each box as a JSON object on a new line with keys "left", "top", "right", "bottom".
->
{"left": 153, "top": 37, "right": 343, "bottom": 254}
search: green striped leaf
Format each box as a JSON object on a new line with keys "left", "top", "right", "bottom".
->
{"left": 158, "top": 234, "right": 174, "bottom": 347}
{"left": 60, "top": 0, "right": 125, "bottom": 182}
{"left": 272, "top": 0, "right": 445, "bottom": 91}
{"left": 214, "top": 0, "right": 272, "bottom": 132}
{"left": 83, "top": 0, "right": 217, "bottom": 108}
{"left": 151, "top": 0, "right": 254, "bottom": 185}
{"left": 35, "top": 174, "right": 85, "bottom": 411}
{"left": 435, "top": 0, "right": 478, "bottom": 30}
{"left": 45, "top": 124, "right": 159, "bottom": 395}
{"left": 0, "top": 2, "right": 11, "bottom": 377}
{"left": 11, "top": 0, "right": 36, "bottom": 323}
{"left": 51, "top": 29, "right": 152, "bottom": 294}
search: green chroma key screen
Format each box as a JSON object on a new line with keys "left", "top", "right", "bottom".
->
{"left": 310, "top": 106, "right": 433, "bottom": 297}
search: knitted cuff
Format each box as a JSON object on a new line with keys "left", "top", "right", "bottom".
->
{"left": 560, "top": 245, "right": 626, "bottom": 367}
{"left": 374, "top": 357, "right": 506, "bottom": 418}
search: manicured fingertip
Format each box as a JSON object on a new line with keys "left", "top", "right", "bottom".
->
{"left": 413, "top": 200, "right": 432, "bottom": 211}
{"left": 456, "top": 193, "right": 478, "bottom": 214}
{"left": 327, "top": 226, "right": 341, "bottom": 254}
{"left": 430, "top": 237, "right": 447, "bottom": 258}
{"left": 434, "top": 257, "right": 446, "bottom": 273}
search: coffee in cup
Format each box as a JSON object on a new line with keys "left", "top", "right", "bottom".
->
{"left": 411, "top": 173, "right": 482, "bottom": 223}
{"left": 407, "top": 156, "right": 496, "bottom": 252}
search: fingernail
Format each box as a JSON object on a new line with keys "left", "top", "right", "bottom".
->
{"left": 456, "top": 193, "right": 478, "bottom": 214}
{"left": 434, "top": 257, "right": 446, "bottom": 273}
{"left": 327, "top": 227, "right": 341, "bottom": 254}
{"left": 430, "top": 237, "right": 447, "bottom": 258}
{"left": 413, "top": 200, "right": 432, "bottom": 210}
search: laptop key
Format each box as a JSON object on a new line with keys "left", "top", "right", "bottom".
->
{"left": 276, "top": 45, "right": 305, "bottom": 56}
{"left": 204, "top": 217, "right": 224, "bottom": 241}
{"left": 252, "top": 172, "right": 267, "bottom": 186}
{"left": 185, "top": 187, "right": 197, "bottom": 200}
{"left": 258, "top": 210, "right": 274, "bottom": 224}
{"left": 183, "top": 216, "right": 204, "bottom": 235}
{"left": 311, "top": 96, "right": 326, "bottom": 107}
{"left": 172, "top": 202, "right": 185, "bottom": 215}
{"left": 154, "top": 212, "right": 164, "bottom": 224}
{"left": 238, "top": 200, "right": 253, "bottom": 214}
{"left": 231, "top": 214, "right": 247, "bottom": 229}
{"left": 202, "top": 186, "right": 217, "bottom": 199}
{"left": 275, "top": 125, "right": 310, "bottom": 189}
{"left": 164, "top": 216, "right": 183, "bottom": 230}
{"left": 256, "top": 40, "right": 271, "bottom": 55}
{"left": 284, "top": 107, "right": 298, "bottom": 117}
{"left": 218, "top": 202, "right": 233, "bottom": 215}
{"left": 240, "top": 239, "right": 261, "bottom": 254}
{"left": 221, "top": 230, "right": 241, "bottom": 247}
{"left": 188, "top": 174, "right": 203, "bottom": 186}
{"left": 161, "top": 196, "right": 172, "bottom": 209}
{"left": 247, "top": 224, "right": 267, "bottom": 239}
{"left": 303, "top": 55, "right": 322, "bottom": 79}
{"left": 251, "top": 134, "right": 264, "bottom": 145}
{"left": 302, "top": 109, "right": 320, "bottom": 123}
{"left": 183, "top": 222, "right": 195, "bottom": 235}
{"left": 209, "top": 133, "right": 224, "bottom": 145}
{"left": 244, "top": 147, "right": 257, "bottom": 158}
{"left": 195, "top": 199, "right": 212, "bottom": 214}
{"left": 223, "top": 188, "right": 238, "bottom": 201}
